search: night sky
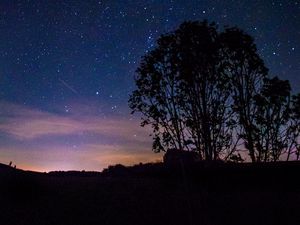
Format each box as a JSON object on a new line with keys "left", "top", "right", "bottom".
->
{"left": 0, "top": 1, "right": 299, "bottom": 172}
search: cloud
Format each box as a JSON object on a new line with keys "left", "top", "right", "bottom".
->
{"left": 0, "top": 141, "right": 162, "bottom": 172}
{"left": 0, "top": 101, "right": 161, "bottom": 171}
{"left": 0, "top": 101, "right": 150, "bottom": 142}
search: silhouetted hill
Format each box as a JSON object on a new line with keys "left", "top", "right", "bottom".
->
{"left": 0, "top": 162, "right": 15, "bottom": 171}
{"left": 102, "top": 161, "right": 300, "bottom": 189}
{"left": 1, "top": 161, "right": 300, "bottom": 225}
{"left": 48, "top": 170, "right": 101, "bottom": 177}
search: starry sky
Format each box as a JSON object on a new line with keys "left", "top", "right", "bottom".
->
{"left": 0, "top": 0, "right": 299, "bottom": 172}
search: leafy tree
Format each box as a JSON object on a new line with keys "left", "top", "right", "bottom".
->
{"left": 129, "top": 21, "right": 236, "bottom": 160}
{"left": 253, "top": 77, "right": 291, "bottom": 161}
{"left": 129, "top": 20, "right": 298, "bottom": 162}
{"left": 129, "top": 28, "right": 189, "bottom": 153}
{"left": 219, "top": 28, "right": 268, "bottom": 162}
{"left": 176, "top": 22, "right": 235, "bottom": 160}
{"left": 287, "top": 93, "right": 300, "bottom": 160}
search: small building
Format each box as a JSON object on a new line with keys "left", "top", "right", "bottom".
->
{"left": 163, "top": 148, "right": 200, "bottom": 166}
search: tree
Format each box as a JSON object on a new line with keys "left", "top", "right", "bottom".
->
{"left": 176, "top": 22, "right": 235, "bottom": 160}
{"left": 129, "top": 20, "right": 297, "bottom": 162}
{"left": 129, "top": 21, "right": 244, "bottom": 160}
{"left": 129, "top": 21, "right": 237, "bottom": 160}
{"left": 286, "top": 93, "right": 300, "bottom": 160}
{"left": 253, "top": 77, "right": 291, "bottom": 161}
{"left": 129, "top": 32, "right": 188, "bottom": 153}
{"left": 219, "top": 28, "right": 268, "bottom": 162}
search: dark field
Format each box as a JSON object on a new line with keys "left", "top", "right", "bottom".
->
{"left": 1, "top": 162, "right": 300, "bottom": 225}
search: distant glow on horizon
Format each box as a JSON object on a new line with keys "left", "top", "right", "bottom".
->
{"left": 0, "top": 101, "right": 162, "bottom": 172}
{"left": 0, "top": 146, "right": 162, "bottom": 172}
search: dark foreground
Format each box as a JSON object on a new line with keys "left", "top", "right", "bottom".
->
{"left": 1, "top": 161, "right": 300, "bottom": 225}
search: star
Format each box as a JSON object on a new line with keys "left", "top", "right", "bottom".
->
{"left": 0, "top": 0, "right": 298, "bottom": 172}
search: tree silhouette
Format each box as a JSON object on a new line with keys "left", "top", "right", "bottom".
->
{"left": 219, "top": 28, "right": 268, "bottom": 162}
{"left": 176, "top": 22, "right": 235, "bottom": 160}
{"left": 129, "top": 30, "right": 189, "bottom": 153}
{"left": 129, "top": 20, "right": 300, "bottom": 162}
{"left": 287, "top": 93, "right": 300, "bottom": 160}
{"left": 253, "top": 77, "right": 291, "bottom": 161}
{"left": 129, "top": 21, "right": 236, "bottom": 160}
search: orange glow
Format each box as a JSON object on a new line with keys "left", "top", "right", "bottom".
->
{"left": 0, "top": 101, "right": 162, "bottom": 172}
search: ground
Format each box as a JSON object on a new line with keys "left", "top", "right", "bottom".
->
{"left": 0, "top": 161, "right": 300, "bottom": 225}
